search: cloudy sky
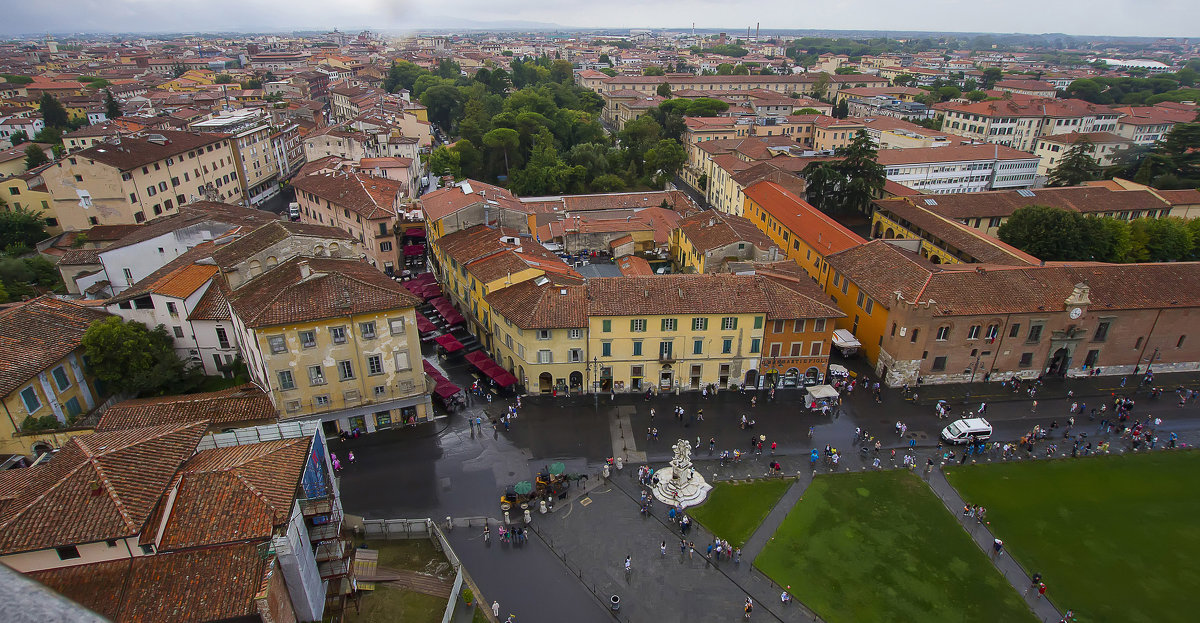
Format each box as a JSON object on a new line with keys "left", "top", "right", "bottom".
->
{"left": 4, "top": 0, "right": 1199, "bottom": 38}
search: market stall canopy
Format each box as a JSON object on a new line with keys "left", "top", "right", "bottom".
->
{"left": 416, "top": 312, "right": 437, "bottom": 333}
{"left": 434, "top": 381, "right": 461, "bottom": 399}
{"left": 433, "top": 333, "right": 464, "bottom": 352}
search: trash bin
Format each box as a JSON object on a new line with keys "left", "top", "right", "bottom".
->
{"left": 610, "top": 595, "right": 620, "bottom": 611}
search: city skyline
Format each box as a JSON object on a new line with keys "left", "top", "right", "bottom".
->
{"left": 3, "top": 0, "right": 1200, "bottom": 39}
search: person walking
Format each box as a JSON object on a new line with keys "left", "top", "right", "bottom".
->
{"left": 1037, "top": 582, "right": 1047, "bottom": 600}
{"left": 992, "top": 538, "right": 1004, "bottom": 559}
{"left": 660, "top": 541, "right": 667, "bottom": 557}
{"left": 624, "top": 555, "right": 632, "bottom": 579}
{"left": 1027, "top": 572, "right": 1042, "bottom": 595}
{"left": 744, "top": 597, "right": 753, "bottom": 619}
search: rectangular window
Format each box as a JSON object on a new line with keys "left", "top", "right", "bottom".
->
{"left": 216, "top": 327, "right": 230, "bottom": 349}
{"left": 602, "top": 319, "right": 612, "bottom": 332}
{"left": 308, "top": 365, "right": 326, "bottom": 385}
{"left": 632, "top": 341, "right": 643, "bottom": 356}
{"left": 967, "top": 325, "right": 981, "bottom": 340}
{"left": 166, "top": 301, "right": 178, "bottom": 315}
{"left": 568, "top": 328, "right": 583, "bottom": 339}
{"left": 693, "top": 339, "right": 703, "bottom": 355}
{"left": 772, "top": 320, "right": 785, "bottom": 333}
{"left": 865, "top": 299, "right": 874, "bottom": 315}
{"left": 602, "top": 342, "right": 612, "bottom": 357}
{"left": 931, "top": 356, "right": 947, "bottom": 371}
{"left": 380, "top": 241, "right": 393, "bottom": 252}
{"left": 20, "top": 386, "right": 41, "bottom": 413}
{"left": 55, "top": 546, "right": 81, "bottom": 561}
{"left": 299, "top": 330, "right": 316, "bottom": 348}
{"left": 722, "top": 338, "right": 732, "bottom": 354}
{"left": 537, "top": 329, "right": 551, "bottom": 340}
{"left": 794, "top": 319, "right": 806, "bottom": 333}
{"left": 813, "top": 319, "right": 826, "bottom": 333}
{"left": 660, "top": 341, "right": 674, "bottom": 359}
{"left": 722, "top": 317, "right": 737, "bottom": 330}
{"left": 789, "top": 342, "right": 803, "bottom": 356}
{"left": 537, "top": 350, "right": 553, "bottom": 364}
{"left": 331, "top": 326, "right": 347, "bottom": 344}
{"left": 394, "top": 350, "right": 411, "bottom": 371}
{"left": 360, "top": 321, "right": 377, "bottom": 339}
{"left": 910, "top": 328, "right": 920, "bottom": 343}
{"left": 374, "top": 385, "right": 387, "bottom": 398}
{"left": 1019, "top": 352, "right": 1034, "bottom": 367}
{"left": 936, "top": 326, "right": 950, "bottom": 341}
{"left": 569, "top": 348, "right": 584, "bottom": 363}
{"left": 661, "top": 318, "right": 677, "bottom": 331}
{"left": 277, "top": 370, "right": 296, "bottom": 390}
{"left": 809, "top": 341, "right": 823, "bottom": 356}
{"left": 631, "top": 319, "right": 646, "bottom": 332}
{"left": 750, "top": 338, "right": 761, "bottom": 353}
{"left": 1028, "top": 325, "right": 1043, "bottom": 343}
{"left": 315, "top": 395, "right": 331, "bottom": 407}
{"left": 386, "top": 317, "right": 406, "bottom": 335}
{"left": 753, "top": 316, "right": 763, "bottom": 329}
{"left": 857, "top": 291, "right": 865, "bottom": 308}
{"left": 692, "top": 317, "right": 708, "bottom": 331}
{"left": 1093, "top": 322, "right": 1110, "bottom": 342}
{"left": 268, "top": 336, "right": 287, "bottom": 354}
{"left": 172, "top": 325, "right": 184, "bottom": 338}
{"left": 333, "top": 360, "right": 352, "bottom": 380}
{"left": 1009, "top": 323, "right": 1021, "bottom": 338}
{"left": 51, "top": 366, "right": 71, "bottom": 391}
{"left": 367, "top": 354, "right": 383, "bottom": 375}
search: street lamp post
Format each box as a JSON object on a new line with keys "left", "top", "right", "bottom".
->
{"left": 591, "top": 357, "right": 599, "bottom": 408}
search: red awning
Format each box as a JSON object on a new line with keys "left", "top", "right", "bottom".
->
{"left": 493, "top": 370, "right": 518, "bottom": 388}
{"left": 434, "top": 381, "right": 461, "bottom": 399}
{"left": 416, "top": 313, "right": 437, "bottom": 333}
{"left": 404, "top": 244, "right": 425, "bottom": 257}
{"left": 420, "top": 284, "right": 443, "bottom": 300}
{"left": 434, "top": 333, "right": 464, "bottom": 352}
{"left": 464, "top": 351, "right": 489, "bottom": 367}
{"left": 442, "top": 309, "right": 465, "bottom": 326}
{"left": 405, "top": 227, "right": 426, "bottom": 238}
{"left": 409, "top": 272, "right": 436, "bottom": 285}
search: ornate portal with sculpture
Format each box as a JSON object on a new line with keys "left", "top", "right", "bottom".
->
{"left": 651, "top": 439, "right": 712, "bottom": 508}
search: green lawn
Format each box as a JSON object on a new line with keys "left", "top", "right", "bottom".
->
{"left": 363, "top": 538, "right": 450, "bottom": 575}
{"left": 946, "top": 451, "right": 1200, "bottom": 623}
{"left": 687, "top": 478, "right": 793, "bottom": 546}
{"left": 343, "top": 586, "right": 446, "bottom": 623}
{"left": 756, "top": 471, "right": 1035, "bottom": 623}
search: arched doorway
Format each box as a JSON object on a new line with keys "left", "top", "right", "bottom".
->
{"left": 1047, "top": 347, "right": 1071, "bottom": 376}
{"left": 930, "top": 255, "right": 942, "bottom": 264}
{"left": 569, "top": 371, "right": 583, "bottom": 392}
{"left": 784, "top": 367, "right": 801, "bottom": 387}
{"left": 805, "top": 367, "right": 821, "bottom": 384}
{"left": 539, "top": 372, "right": 553, "bottom": 394}
{"left": 744, "top": 369, "right": 758, "bottom": 388}
{"left": 872, "top": 222, "right": 882, "bottom": 238}
{"left": 884, "top": 227, "right": 895, "bottom": 238}
{"left": 658, "top": 364, "right": 673, "bottom": 389}
{"left": 763, "top": 369, "right": 779, "bottom": 388}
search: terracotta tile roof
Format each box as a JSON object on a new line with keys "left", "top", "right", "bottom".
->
{"left": 824, "top": 240, "right": 936, "bottom": 310}
{"left": 1156, "top": 189, "right": 1200, "bottom": 205}
{"left": 617, "top": 255, "right": 654, "bottom": 276}
{"left": 102, "top": 203, "right": 277, "bottom": 252}
{"left": 873, "top": 199, "right": 1040, "bottom": 265}
{"left": 0, "top": 296, "right": 110, "bottom": 398}
{"left": 292, "top": 170, "right": 403, "bottom": 220}
{"left": 0, "top": 422, "right": 208, "bottom": 555}
{"left": 106, "top": 241, "right": 219, "bottom": 305}
{"left": 875, "top": 143, "right": 1037, "bottom": 165}
{"left": 560, "top": 190, "right": 695, "bottom": 213}
{"left": 30, "top": 542, "right": 269, "bottom": 623}
{"left": 96, "top": 385, "right": 275, "bottom": 432}
{"left": 994, "top": 79, "right": 1056, "bottom": 90}
{"left": 485, "top": 280, "right": 588, "bottom": 329}
{"left": 211, "top": 220, "right": 356, "bottom": 269}
{"left": 187, "top": 276, "right": 231, "bottom": 321}
{"left": 1037, "top": 131, "right": 1130, "bottom": 145}
{"left": 906, "top": 186, "right": 1169, "bottom": 219}
{"left": 584, "top": 274, "right": 838, "bottom": 319}
{"left": 149, "top": 438, "right": 310, "bottom": 550}
{"left": 57, "top": 247, "right": 103, "bottom": 266}
{"left": 677, "top": 211, "right": 776, "bottom": 254}
{"left": 226, "top": 256, "right": 420, "bottom": 328}
{"left": 418, "top": 180, "right": 522, "bottom": 222}
{"left": 940, "top": 97, "right": 1119, "bottom": 119}
{"left": 742, "top": 181, "right": 866, "bottom": 256}
{"left": 73, "top": 130, "right": 231, "bottom": 171}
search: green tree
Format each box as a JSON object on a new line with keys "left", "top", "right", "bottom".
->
{"left": 643, "top": 66, "right": 665, "bottom": 76}
{"left": 0, "top": 206, "right": 46, "bottom": 249}
{"left": 997, "top": 206, "right": 1095, "bottom": 261}
{"left": 656, "top": 82, "right": 671, "bottom": 97}
{"left": 716, "top": 63, "right": 735, "bottom": 76}
{"left": 892, "top": 74, "right": 916, "bottom": 87}
{"left": 1047, "top": 137, "right": 1100, "bottom": 187}
{"left": 428, "top": 145, "right": 462, "bottom": 179}
{"left": 966, "top": 90, "right": 988, "bottom": 102}
{"left": 39, "top": 93, "right": 70, "bottom": 130}
{"left": 981, "top": 67, "right": 1003, "bottom": 89}
{"left": 684, "top": 98, "right": 729, "bottom": 117}
{"left": 8, "top": 130, "right": 27, "bottom": 145}
{"left": 796, "top": 108, "right": 821, "bottom": 115}
{"left": 104, "top": 89, "right": 122, "bottom": 119}
{"left": 171, "top": 63, "right": 188, "bottom": 78}
{"left": 1129, "top": 217, "right": 1194, "bottom": 262}
{"left": 833, "top": 100, "right": 849, "bottom": 118}
{"left": 643, "top": 139, "right": 686, "bottom": 187}
{"left": 600, "top": 68, "right": 618, "bottom": 77}
{"left": 589, "top": 174, "right": 626, "bottom": 192}
{"left": 802, "top": 161, "right": 842, "bottom": 214}
{"left": 214, "top": 74, "right": 235, "bottom": 84}
{"left": 832, "top": 130, "right": 885, "bottom": 214}
{"left": 483, "top": 128, "right": 521, "bottom": 176}
{"left": 811, "top": 73, "right": 832, "bottom": 100}
{"left": 598, "top": 54, "right": 611, "bottom": 66}
{"left": 23, "top": 144, "right": 49, "bottom": 170}
{"left": 82, "top": 317, "right": 194, "bottom": 396}
{"left": 732, "top": 64, "right": 751, "bottom": 76}
{"left": 420, "top": 84, "right": 463, "bottom": 132}
{"left": 436, "top": 58, "right": 462, "bottom": 79}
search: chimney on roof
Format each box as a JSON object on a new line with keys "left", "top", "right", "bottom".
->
{"left": 298, "top": 259, "right": 311, "bottom": 278}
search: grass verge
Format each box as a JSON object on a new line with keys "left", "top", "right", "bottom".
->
{"left": 686, "top": 478, "right": 792, "bottom": 547}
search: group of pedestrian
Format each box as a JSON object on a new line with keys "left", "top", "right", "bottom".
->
{"left": 330, "top": 451, "right": 355, "bottom": 471}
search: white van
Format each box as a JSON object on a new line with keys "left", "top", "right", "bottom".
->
{"left": 940, "top": 418, "right": 992, "bottom": 444}
{"left": 287, "top": 202, "right": 301, "bottom": 221}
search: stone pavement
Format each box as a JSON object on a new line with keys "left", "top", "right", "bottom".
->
{"left": 528, "top": 471, "right": 822, "bottom": 623}
{"left": 925, "top": 469, "right": 1064, "bottom": 623}
{"left": 909, "top": 370, "right": 1200, "bottom": 407}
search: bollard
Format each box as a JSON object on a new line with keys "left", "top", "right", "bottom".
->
{"left": 524, "top": 509, "right": 532, "bottom": 523}
{"left": 611, "top": 595, "right": 621, "bottom": 611}
{"left": 615, "top": 457, "right": 624, "bottom": 471}
{"left": 539, "top": 499, "right": 548, "bottom": 514}
{"left": 603, "top": 463, "right": 611, "bottom": 478}
{"left": 504, "top": 510, "right": 511, "bottom": 524}
{"left": 445, "top": 516, "right": 452, "bottom": 530}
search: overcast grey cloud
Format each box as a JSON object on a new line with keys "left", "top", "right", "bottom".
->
{"left": 3, "top": 0, "right": 1198, "bottom": 37}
